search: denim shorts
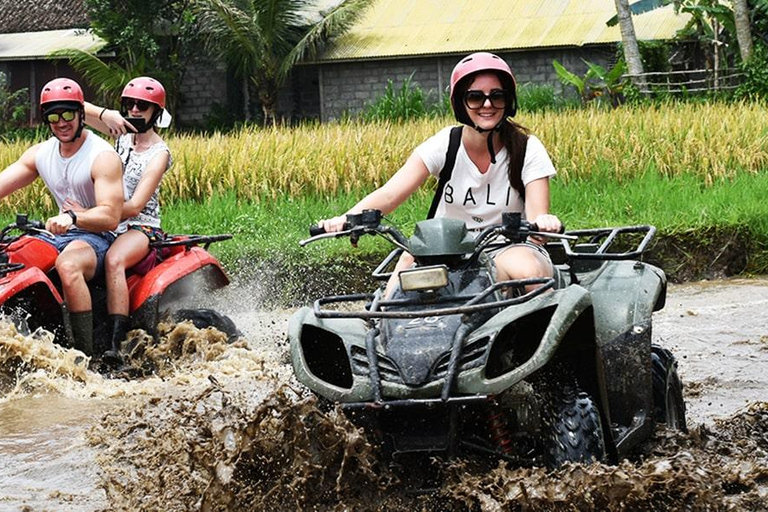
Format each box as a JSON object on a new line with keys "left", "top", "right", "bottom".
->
{"left": 39, "top": 229, "right": 116, "bottom": 276}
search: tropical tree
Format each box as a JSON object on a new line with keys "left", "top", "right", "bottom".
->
{"left": 51, "top": 0, "right": 199, "bottom": 114}
{"left": 195, "top": 0, "right": 370, "bottom": 124}
{"left": 553, "top": 59, "right": 628, "bottom": 106}
{"left": 608, "top": 0, "right": 756, "bottom": 65}
{"left": 732, "top": 0, "right": 753, "bottom": 61}
{"left": 613, "top": 0, "right": 648, "bottom": 91}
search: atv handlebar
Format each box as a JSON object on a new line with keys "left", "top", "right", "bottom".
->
{"left": 0, "top": 213, "right": 53, "bottom": 243}
{"left": 301, "top": 210, "right": 574, "bottom": 251}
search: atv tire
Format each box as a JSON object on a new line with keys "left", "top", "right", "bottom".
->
{"left": 651, "top": 344, "right": 687, "bottom": 431}
{"left": 172, "top": 308, "right": 242, "bottom": 343}
{"left": 544, "top": 386, "right": 606, "bottom": 467}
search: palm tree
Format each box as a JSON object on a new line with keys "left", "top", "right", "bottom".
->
{"left": 195, "top": 0, "right": 370, "bottom": 124}
{"left": 613, "top": 0, "right": 648, "bottom": 92}
{"left": 732, "top": 0, "right": 753, "bottom": 61}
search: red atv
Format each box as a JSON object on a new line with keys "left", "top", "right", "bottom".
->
{"left": 0, "top": 213, "right": 239, "bottom": 358}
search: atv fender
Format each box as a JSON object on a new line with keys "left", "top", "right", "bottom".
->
{"left": 289, "top": 306, "right": 372, "bottom": 402}
{"left": 458, "top": 284, "right": 593, "bottom": 395}
{"left": 583, "top": 260, "right": 666, "bottom": 454}
{"left": 0, "top": 267, "right": 70, "bottom": 345}
{"left": 6, "top": 236, "right": 58, "bottom": 272}
{"left": 129, "top": 247, "right": 229, "bottom": 332}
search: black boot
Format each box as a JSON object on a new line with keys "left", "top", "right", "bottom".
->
{"left": 103, "top": 314, "right": 129, "bottom": 364}
{"left": 69, "top": 311, "right": 94, "bottom": 356}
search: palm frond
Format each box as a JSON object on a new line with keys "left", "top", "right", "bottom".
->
{"left": 48, "top": 48, "right": 132, "bottom": 105}
{"left": 196, "top": 0, "right": 261, "bottom": 77}
{"left": 280, "top": 0, "right": 371, "bottom": 78}
{"left": 606, "top": 0, "right": 674, "bottom": 27}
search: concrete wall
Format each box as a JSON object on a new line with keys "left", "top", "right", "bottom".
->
{"left": 176, "top": 59, "right": 228, "bottom": 125}
{"left": 314, "top": 46, "right": 617, "bottom": 121}
{"left": 167, "top": 45, "right": 618, "bottom": 125}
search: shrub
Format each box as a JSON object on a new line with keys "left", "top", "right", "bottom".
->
{"left": 517, "top": 83, "right": 575, "bottom": 112}
{"left": 0, "top": 72, "right": 30, "bottom": 137}
{"left": 360, "top": 74, "right": 444, "bottom": 122}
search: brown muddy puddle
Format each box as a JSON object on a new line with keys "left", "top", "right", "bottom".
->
{"left": 0, "top": 279, "right": 767, "bottom": 511}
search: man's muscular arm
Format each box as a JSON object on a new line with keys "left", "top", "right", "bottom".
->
{"left": 0, "top": 145, "right": 41, "bottom": 201}
{"left": 46, "top": 151, "right": 123, "bottom": 234}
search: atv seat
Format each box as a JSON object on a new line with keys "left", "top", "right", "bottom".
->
{"left": 128, "top": 245, "right": 174, "bottom": 276}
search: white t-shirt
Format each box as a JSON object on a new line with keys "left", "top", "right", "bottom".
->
{"left": 34, "top": 130, "right": 116, "bottom": 211}
{"left": 414, "top": 126, "right": 556, "bottom": 230}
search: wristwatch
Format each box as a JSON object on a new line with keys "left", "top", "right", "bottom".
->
{"left": 64, "top": 209, "right": 77, "bottom": 226}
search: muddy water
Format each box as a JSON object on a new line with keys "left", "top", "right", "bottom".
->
{"left": 0, "top": 278, "right": 766, "bottom": 511}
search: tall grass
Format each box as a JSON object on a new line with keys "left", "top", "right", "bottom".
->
{"left": 0, "top": 101, "right": 765, "bottom": 213}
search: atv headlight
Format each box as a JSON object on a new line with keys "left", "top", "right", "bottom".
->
{"left": 399, "top": 265, "right": 449, "bottom": 292}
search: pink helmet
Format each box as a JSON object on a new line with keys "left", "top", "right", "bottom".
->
{"left": 449, "top": 52, "right": 517, "bottom": 126}
{"left": 122, "top": 76, "right": 166, "bottom": 108}
{"left": 40, "top": 77, "right": 84, "bottom": 114}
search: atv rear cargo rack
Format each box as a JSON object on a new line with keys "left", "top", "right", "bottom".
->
{"left": 151, "top": 233, "right": 232, "bottom": 250}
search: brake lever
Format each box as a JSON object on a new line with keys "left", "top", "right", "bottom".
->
{"left": 299, "top": 229, "right": 354, "bottom": 247}
{"left": 528, "top": 230, "right": 578, "bottom": 241}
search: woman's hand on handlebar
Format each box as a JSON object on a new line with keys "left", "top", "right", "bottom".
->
{"left": 529, "top": 214, "right": 562, "bottom": 244}
{"left": 318, "top": 214, "right": 348, "bottom": 233}
{"left": 533, "top": 214, "right": 562, "bottom": 234}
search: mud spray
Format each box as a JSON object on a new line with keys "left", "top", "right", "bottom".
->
{"left": 1, "top": 278, "right": 767, "bottom": 511}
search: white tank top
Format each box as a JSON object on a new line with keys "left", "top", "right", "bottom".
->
{"left": 34, "top": 130, "right": 117, "bottom": 210}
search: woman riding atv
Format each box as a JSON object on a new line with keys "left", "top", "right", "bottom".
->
{"left": 319, "top": 52, "right": 562, "bottom": 291}
{"left": 81, "top": 77, "right": 173, "bottom": 360}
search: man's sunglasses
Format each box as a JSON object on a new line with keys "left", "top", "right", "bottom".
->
{"left": 122, "top": 99, "right": 152, "bottom": 111}
{"left": 464, "top": 90, "right": 507, "bottom": 110}
{"left": 45, "top": 110, "right": 77, "bottom": 124}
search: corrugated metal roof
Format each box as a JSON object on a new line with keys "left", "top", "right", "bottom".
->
{"left": 320, "top": 0, "right": 690, "bottom": 61}
{"left": 0, "top": 28, "right": 106, "bottom": 61}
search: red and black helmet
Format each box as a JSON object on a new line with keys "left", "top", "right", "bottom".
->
{"left": 40, "top": 77, "right": 84, "bottom": 116}
{"left": 449, "top": 52, "right": 518, "bottom": 126}
{"left": 121, "top": 76, "right": 166, "bottom": 109}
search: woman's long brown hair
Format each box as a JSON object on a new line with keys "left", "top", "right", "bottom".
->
{"left": 499, "top": 119, "right": 529, "bottom": 202}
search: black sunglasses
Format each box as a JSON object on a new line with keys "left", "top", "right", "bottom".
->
{"left": 121, "top": 99, "right": 152, "bottom": 111}
{"left": 464, "top": 90, "right": 507, "bottom": 110}
{"left": 45, "top": 110, "right": 77, "bottom": 124}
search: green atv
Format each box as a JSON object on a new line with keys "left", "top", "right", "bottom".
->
{"left": 289, "top": 210, "right": 686, "bottom": 468}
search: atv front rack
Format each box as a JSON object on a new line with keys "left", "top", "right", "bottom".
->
{"left": 313, "top": 276, "right": 555, "bottom": 319}
{"left": 561, "top": 225, "right": 656, "bottom": 261}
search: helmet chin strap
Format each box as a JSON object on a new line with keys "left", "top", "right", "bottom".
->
{"left": 472, "top": 121, "right": 503, "bottom": 164}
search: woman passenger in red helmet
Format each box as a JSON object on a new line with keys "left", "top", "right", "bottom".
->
{"left": 319, "top": 52, "right": 562, "bottom": 291}
{"left": 82, "top": 77, "right": 173, "bottom": 360}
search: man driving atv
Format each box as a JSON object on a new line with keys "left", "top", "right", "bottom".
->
{"left": 0, "top": 77, "right": 123, "bottom": 355}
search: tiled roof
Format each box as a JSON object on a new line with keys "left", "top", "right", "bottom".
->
{"left": 0, "top": 0, "right": 89, "bottom": 34}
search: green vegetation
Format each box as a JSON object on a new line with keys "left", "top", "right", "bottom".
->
{"left": 0, "top": 101, "right": 766, "bottom": 288}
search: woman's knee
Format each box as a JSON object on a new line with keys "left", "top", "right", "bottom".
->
{"left": 104, "top": 249, "right": 127, "bottom": 275}
{"left": 495, "top": 247, "right": 552, "bottom": 280}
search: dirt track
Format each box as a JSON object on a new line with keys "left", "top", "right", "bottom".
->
{"left": 653, "top": 278, "right": 768, "bottom": 425}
